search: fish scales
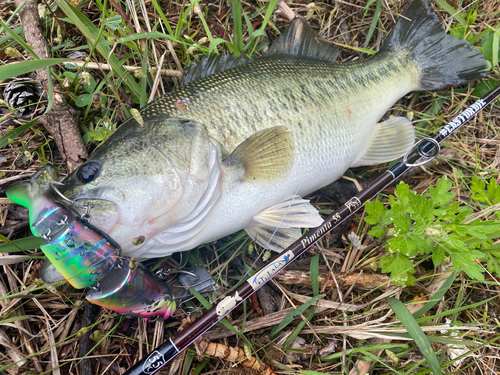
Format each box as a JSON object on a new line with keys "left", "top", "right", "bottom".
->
{"left": 57, "top": 0, "right": 488, "bottom": 258}
{"left": 142, "top": 54, "right": 415, "bottom": 160}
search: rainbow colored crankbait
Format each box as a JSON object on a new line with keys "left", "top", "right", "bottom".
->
{"left": 7, "top": 166, "right": 176, "bottom": 319}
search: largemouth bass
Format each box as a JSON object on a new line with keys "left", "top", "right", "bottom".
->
{"left": 53, "top": 0, "right": 488, "bottom": 259}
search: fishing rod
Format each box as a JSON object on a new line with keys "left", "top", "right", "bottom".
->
{"left": 124, "top": 83, "right": 500, "bottom": 375}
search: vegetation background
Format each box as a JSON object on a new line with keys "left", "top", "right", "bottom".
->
{"left": 0, "top": 0, "right": 499, "bottom": 374}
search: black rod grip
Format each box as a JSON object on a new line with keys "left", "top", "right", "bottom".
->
{"left": 125, "top": 339, "right": 179, "bottom": 375}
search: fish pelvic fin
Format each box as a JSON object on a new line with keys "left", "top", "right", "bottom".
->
{"left": 223, "top": 126, "right": 294, "bottom": 182}
{"left": 353, "top": 117, "right": 414, "bottom": 167}
{"left": 245, "top": 195, "right": 323, "bottom": 252}
{"left": 265, "top": 18, "right": 339, "bottom": 63}
{"left": 381, "top": 0, "right": 488, "bottom": 90}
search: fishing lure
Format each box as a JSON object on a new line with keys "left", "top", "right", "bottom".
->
{"left": 7, "top": 166, "right": 176, "bottom": 319}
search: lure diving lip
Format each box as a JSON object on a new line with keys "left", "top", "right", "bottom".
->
{"left": 6, "top": 165, "right": 177, "bottom": 319}
{"left": 87, "top": 258, "right": 176, "bottom": 319}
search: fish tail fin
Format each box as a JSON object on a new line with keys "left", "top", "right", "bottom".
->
{"left": 381, "top": 0, "right": 488, "bottom": 90}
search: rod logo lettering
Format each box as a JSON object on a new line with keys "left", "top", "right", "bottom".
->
{"left": 344, "top": 197, "right": 362, "bottom": 212}
{"left": 249, "top": 250, "right": 294, "bottom": 290}
{"left": 331, "top": 213, "right": 342, "bottom": 224}
{"left": 300, "top": 221, "right": 332, "bottom": 248}
{"left": 143, "top": 350, "right": 165, "bottom": 374}
{"left": 438, "top": 99, "right": 486, "bottom": 138}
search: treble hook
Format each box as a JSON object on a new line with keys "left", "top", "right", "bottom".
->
{"left": 50, "top": 181, "right": 93, "bottom": 221}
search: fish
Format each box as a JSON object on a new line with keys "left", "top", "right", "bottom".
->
{"left": 55, "top": 0, "right": 488, "bottom": 259}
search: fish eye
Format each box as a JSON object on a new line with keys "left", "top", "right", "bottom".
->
{"left": 77, "top": 163, "right": 100, "bottom": 184}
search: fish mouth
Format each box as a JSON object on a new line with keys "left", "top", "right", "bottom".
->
{"left": 59, "top": 189, "right": 122, "bottom": 234}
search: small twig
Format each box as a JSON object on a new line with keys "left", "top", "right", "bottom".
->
{"left": 79, "top": 304, "right": 97, "bottom": 375}
{"left": 33, "top": 298, "right": 60, "bottom": 375}
{"left": 0, "top": 197, "right": 14, "bottom": 205}
{"left": 0, "top": 220, "right": 29, "bottom": 235}
{"left": 0, "top": 171, "right": 36, "bottom": 186}
{"left": 65, "top": 60, "right": 182, "bottom": 78}
{"left": 0, "top": 327, "right": 27, "bottom": 368}
{"left": 14, "top": 0, "right": 88, "bottom": 172}
{"left": 274, "top": 269, "right": 394, "bottom": 290}
{"left": 276, "top": 1, "right": 297, "bottom": 21}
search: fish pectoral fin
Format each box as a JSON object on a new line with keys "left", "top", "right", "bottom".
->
{"left": 352, "top": 117, "right": 415, "bottom": 167}
{"left": 265, "top": 18, "right": 339, "bottom": 63}
{"left": 245, "top": 195, "right": 323, "bottom": 252}
{"left": 222, "top": 126, "right": 294, "bottom": 182}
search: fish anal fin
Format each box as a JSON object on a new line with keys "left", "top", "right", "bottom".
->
{"left": 265, "top": 18, "right": 339, "bottom": 63}
{"left": 223, "top": 126, "right": 294, "bottom": 182}
{"left": 245, "top": 195, "right": 323, "bottom": 252}
{"left": 353, "top": 117, "right": 415, "bottom": 167}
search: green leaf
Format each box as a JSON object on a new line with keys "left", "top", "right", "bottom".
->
{"left": 486, "top": 254, "right": 500, "bottom": 276}
{"left": 368, "top": 225, "right": 386, "bottom": 238}
{"left": 229, "top": 0, "right": 244, "bottom": 53}
{"left": 434, "top": 0, "right": 467, "bottom": 27}
{"left": 364, "top": 0, "right": 383, "bottom": 47}
{"left": 105, "top": 15, "right": 124, "bottom": 31}
{"left": 455, "top": 221, "right": 500, "bottom": 239}
{"left": 472, "top": 79, "right": 500, "bottom": 99}
{"left": 75, "top": 94, "right": 92, "bottom": 107}
{"left": 0, "top": 58, "right": 69, "bottom": 81}
{"left": 365, "top": 200, "right": 389, "bottom": 238}
{"left": 487, "top": 178, "right": 500, "bottom": 205}
{"left": 438, "top": 201, "right": 461, "bottom": 222}
{"left": 388, "top": 235, "right": 416, "bottom": 257}
{"left": 394, "top": 182, "right": 410, "bottom": 207}
{"left": 390, "top": 211, "right": 411, "bottom": 236}
{"left": 429, "top": 176, "right": 455, "bottom": 207}
{"left": 310, "top": 254, "right": 319, "bottom": 297}
{"left": 387, "top": 297, "right": 443, "bottom": 375}
{"left": 0, "top": 237, "right": 44, "bottom": 253}
{"left": 408, "top": 192, "right": 434, "bottom": 229}
{"left": 413, "top": 271, "right": 458, "bottom": 319}
{"left": 470, "top": 177, "right": 488, "bottom": 203}
{"left": 379, "top": 253, "right": 415, "bottom": 286}
{"left": 365, "top": 200, "right": 388, "bottom": 225}
{"left": 188, "top": 287, "right": 212, "bottom": 309}
{"left": 432, "top": 244, "right": 445, "bottom": 267}
{"left": 283, "top": 306, "right": 315, "bottom": 349}
{"left": 408, "top": 233, "right": 433, "bottom": 255}
{"left": 270, "top": 295, "right": 323, "bottom": 339}
{"left": 481, "top": 30, "right": 500, "bottom": 68}
{"left": 0, "top": 121, "right": 33, "bottom": 149}
{"left": 450, "top": 251, "right": 485, "bottom": 281}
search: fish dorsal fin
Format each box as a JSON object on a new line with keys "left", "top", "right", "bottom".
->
{"left": 245, "top": 195, "right": 323, "bottom": 252}
{"left": 352, "top": 117, "right": 415, "bottom": 167}
{"left": 181, "top": 55, "right": 251, "bottom": 85}
{"left": 265, "top": 18, "right": 339, "bottom": 62}
{"left": 223, "top": 126, "right": 294, "bottom": 182}
{"left": 181, "top": 19, "right": 338, "bottom": 85}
